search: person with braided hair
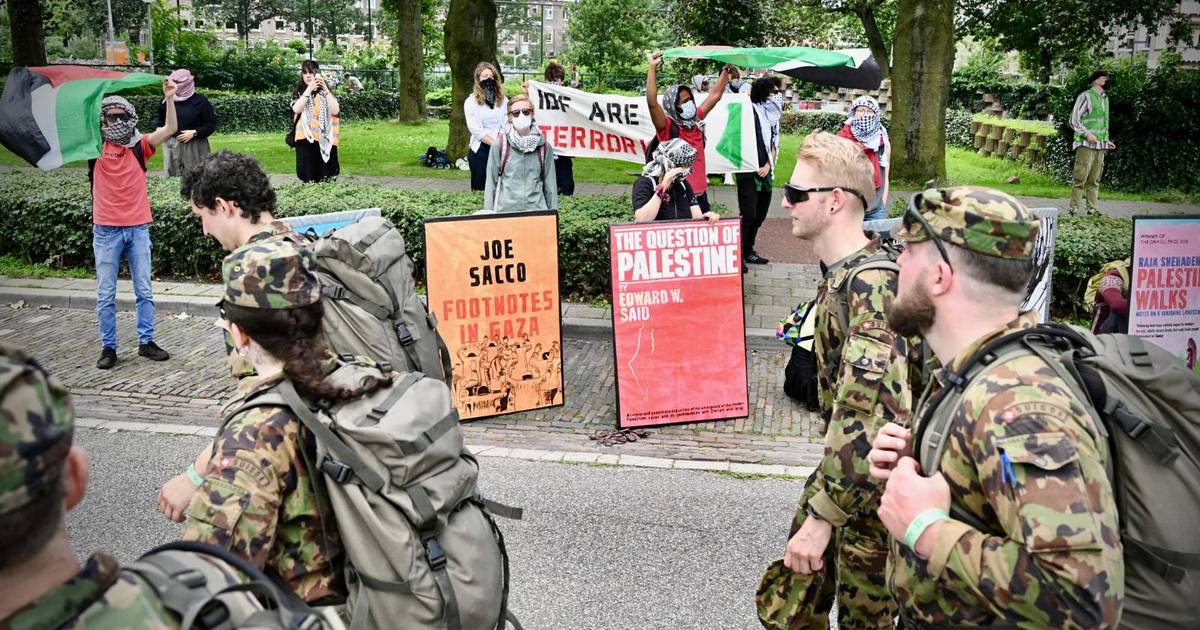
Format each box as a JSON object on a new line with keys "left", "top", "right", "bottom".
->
{"left": 179, "top": 239, "right": 393, "bottom": 604}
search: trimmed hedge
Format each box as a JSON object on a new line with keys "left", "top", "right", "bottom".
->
{"left": 128, "top": 90, "right": 405, "bottom": 134}
{"left": 0, "top": 171, "right": 660, "bottom": 302}
{"left": 0, "top": 171, "right": 1126, "bottom": 317}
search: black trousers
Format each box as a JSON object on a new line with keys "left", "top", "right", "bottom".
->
{"left": 295, "top": 141, "right": 339, "bottom": 183}
{"left": 735, "top": 173, "right": 772, "bottom": 256}
{"left": 695, "top": 191, "right": 711, "bottom": 214}
{"left": 468, "top": 144, "right": 490, "bottom": 191}
{"left": 555, "top": 155, "right": 575, "bottom": 196}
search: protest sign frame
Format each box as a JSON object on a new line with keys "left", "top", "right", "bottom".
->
{"left": 1128, "top": 215, "right": 1200, "bottom": 370}
{"left": 422, "top": 210, "right": 566, "bottom": 421}
{"left": 608, "top": 217, "right": 750, "bottom": 429}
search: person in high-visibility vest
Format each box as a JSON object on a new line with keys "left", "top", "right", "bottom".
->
{"left": 1069, "top": 70, "right": 1117, "bottom": 214}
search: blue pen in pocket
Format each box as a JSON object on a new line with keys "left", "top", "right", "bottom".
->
{"left": 999, "top": 450, "right": 1017, "bottom": 499}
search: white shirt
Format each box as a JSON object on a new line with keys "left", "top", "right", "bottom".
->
{"left": 464, "top": 95, "right": 508, "bottom": 153}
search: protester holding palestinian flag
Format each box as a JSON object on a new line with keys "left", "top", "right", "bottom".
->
{"left": 646, "top": 50, "right": 732, "bottom": 214}
{"left": 0, "top": 65, "right": 178, "bottom": 369}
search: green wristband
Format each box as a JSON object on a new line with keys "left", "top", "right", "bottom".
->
{"left": 186, "top": 463, "right": 205, "bottom": 487}
{"left": 904, "top": 508, "right": 949, "bottom": 550}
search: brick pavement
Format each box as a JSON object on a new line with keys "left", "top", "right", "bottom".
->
{"left": 0, "top": 305, "right": 827, "bottom": 466}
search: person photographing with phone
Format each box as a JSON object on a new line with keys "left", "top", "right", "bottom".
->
{"left": 290, "top": 60, "right": 340, "bottom": 183}
{"left": 632, "top": 138, "right": 720, "bottom": 223}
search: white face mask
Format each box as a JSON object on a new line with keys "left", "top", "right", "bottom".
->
{"left": 680, "top": 101, "right": 697, "bottom": 120}
{"left": 512, "top": 112, "right": 533, "bottom": 131}
{"left": 769, "top": 94, "right": 784, "bottom": 108}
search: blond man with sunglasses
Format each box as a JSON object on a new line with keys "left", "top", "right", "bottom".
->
{"left": 757, "top": 131, "right": 927, "bottom": 629}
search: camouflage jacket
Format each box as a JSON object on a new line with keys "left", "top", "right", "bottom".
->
{"left": 182, "top": 368, "right": 344, "bottom": 604}
{"left": 798, "top": 239, "right": 927, "bottom": 527}
{"left": 223, "top": 221, "right": 308, "bottom": 381}
{"left": 890, "top": 312, "right": 1124, "bottom": 628}
{"left": 0, "top": 552, "right": 177, "bottom": 629}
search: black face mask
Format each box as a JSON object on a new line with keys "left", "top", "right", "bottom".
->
{"left": 481, "top": 78, "right": 497, "bottom": 90}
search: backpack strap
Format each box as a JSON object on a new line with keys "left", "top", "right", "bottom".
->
{"left": 88, "top": 141, "right": 147, "bottom": 198}
{"left": 829, "top": 249, "right": 901, "bottom": 341}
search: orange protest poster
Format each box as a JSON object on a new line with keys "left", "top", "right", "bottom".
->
{"left": 609, "top": 218, "right": 749, "bottom": 428}
{"left": 424, "top": 211, "right": 563, "bottom": 420}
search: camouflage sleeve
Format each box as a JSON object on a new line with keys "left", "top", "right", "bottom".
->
{"left": 800, "top": 270, "right": 914, "bottom": 525}
{"left": 181, "top": 407, "right": 298, "bottom": 569}
{"left": 923, "top": 380, "right": 1123, "bottom": 629}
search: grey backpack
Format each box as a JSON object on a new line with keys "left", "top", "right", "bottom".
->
{"left": 226, "top": 359, "right": 523, "bottom": 630}
{"left": 301, "top": 217, "right": 453, "bottom": 383}
{"left": 125, "top": 540, "right": 337, "bottom": 629}
{"left": 916, "top": 324, "right": 1200, "bottom": 629}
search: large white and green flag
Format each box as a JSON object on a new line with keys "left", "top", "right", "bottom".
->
{"left": 526, "top": 81, "right": 758, "bottom": 172}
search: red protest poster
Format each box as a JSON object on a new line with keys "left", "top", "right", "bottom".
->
{"left": 424, "top": 212, "right": 564, "bottom": 420}
{"left": 609, "top": 219, "right": 749, "bottom": 428}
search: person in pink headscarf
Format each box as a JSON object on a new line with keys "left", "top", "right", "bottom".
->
{"left": 151, "top": 69, "right": 217, "bottom": 176}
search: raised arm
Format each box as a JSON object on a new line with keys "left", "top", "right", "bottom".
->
{"left": 645, "top": 51, "right": 667, "bottom": 133}
{"left": 147, "top": 79, "right": 178, "bottom": 147}
{"left": 698, "top": 65, "right": 730, "bottom": 118}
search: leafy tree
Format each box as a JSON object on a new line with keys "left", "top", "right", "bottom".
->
{"left": 384, "top": 0, "right": 425, "bottom": 120}
{"left": 565, "top": 0, "right": 662, "bottom": 88}
{"left": 889, "top": 0, "right": 954, "bottom": 183}
{"left": 496, "top": 0, "right": 538, "bottom": 63}
{"left": 78, "top": 0, "right": 147, "bottom": 43}
{"left": 759, "top": 0, "right": 844, "bottom": 48}
{"left": 443, "top": 0, "right": 498, "bottom": 160}
{"left": 795, "top": 0, "right": 895, "bottom": 77}
{"left": 195, "top": 0, "right": 286, "bottom": 45}
{"left": 667, "top": 0, "right": 765, "bottom": 47}
{"left": 959, "top": 0, "right": 1191, "bottom": 83}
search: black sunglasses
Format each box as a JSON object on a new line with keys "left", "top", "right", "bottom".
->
{"left": 510, "top": 108, "right": 533, "bottom": 116}
{"left": 103, "top": 112, "right": 131, "bottom": 124}
{"left": 903, "top": 193, "right": 953, "bottom": 270}
{"left": 783, "top": 184, "right": 869, "bottom": 210}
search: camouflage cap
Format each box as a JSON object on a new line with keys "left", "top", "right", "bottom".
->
{"left": 0, "top": 344, "right": 74, "bottom": 514}
{"left": 892, "top": 186, "right": 1038, "bottom": 259}
{"left": 221, "top": 239, "right": 321, "bottom": 310}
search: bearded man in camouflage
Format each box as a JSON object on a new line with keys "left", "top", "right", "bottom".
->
{"left": 867, "top": 187, "right": 1123, "bottom": 628}
{"left": 0, "top": 344, "right": 177, "bottom": 627}
{"left": 757, "top": 131, "right": 927, "bottom": 629}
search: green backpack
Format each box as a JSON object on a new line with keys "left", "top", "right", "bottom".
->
{"left": 125, "top": 541, "right": 336, "bottom": 629}
{"left": 222, "top": 358, "right": 524, "bottom": 630}
{"left": 915, "top": 324, "right": 1200, "bottom": 629}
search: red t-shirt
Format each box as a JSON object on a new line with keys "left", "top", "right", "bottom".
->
{"left": 657, "top": 112, "right": 708, "bottom": 195}
{"left": 92, "top": 136, "right": 155, "bottom": 227}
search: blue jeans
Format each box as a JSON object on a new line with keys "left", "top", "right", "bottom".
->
{"left": 94, "top": 224, "right": 155, "bottom": 348}
{"left": 863, "top": 205, "right": 888, "bottom": 221}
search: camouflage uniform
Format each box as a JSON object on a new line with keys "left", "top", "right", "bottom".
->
{"left": 759, "top": 238, "right": 927, "bottom": 629}
{"left": 0, "top": 344, "right": 177, "bottom": 629}
{"left": 223, "top": 220, "right": 307, "bottom": 380}
{"left": 183, "top": 240, "right": 345, "bottom": 604}
{"left": 887, "top": 187, "right": 1124, "bottom": 628}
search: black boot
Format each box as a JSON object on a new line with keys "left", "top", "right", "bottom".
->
{"left": 138, "top": 342, "right": 170, "bottom": 361}
{"left": 96, "top": 347, "right": 117, "bottom": 370}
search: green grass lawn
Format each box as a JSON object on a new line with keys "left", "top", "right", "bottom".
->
{"left": 0, "top": 119, "right": 1190, "bottom": 203}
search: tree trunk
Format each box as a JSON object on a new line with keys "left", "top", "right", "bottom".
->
{"left": 444, "top": 0, "right": 498, "bottom": 161}
{"left": 397, "top": 0, "right": 425, "bottom": 121}
{"left": 889, "top": 0, "right": 954, "bottom": 184}
{"left": 11, "top": 0, "right": 48, "bottom": 66}
{"left": 856, "top": 5, "right": 890, "bottom": 78}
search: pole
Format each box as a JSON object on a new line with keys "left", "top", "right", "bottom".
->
{"left": 539, "top": 4, "right": 544, "bottom": 68}
{"left": 105, "top": 0, "right": 116, "bottom": 42}
{"left": 367, "top": 0, "right": 373, "bottom": 47}
{"left": 307, "top": 0, "right": 313, "bottom": 59}
{"left": 146, "top": 0, "right": 154, "bottom": 74}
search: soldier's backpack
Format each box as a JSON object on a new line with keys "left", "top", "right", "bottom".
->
{"left": 224, "top": 358, "right": 523, "bottom": 630}
{"left": 298, "top": 216, "right": 453, "bottom": 383}
{"left": 914, "top": 324, "right": 1200, "bottom": 629}
{"left": 125, "top": 540, "right": 338, "bottom": 629}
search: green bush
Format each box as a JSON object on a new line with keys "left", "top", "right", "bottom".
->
{"left": 1052, "top": 213, "right": 1132, "bottom": 320}
{"left": 944, "top": 109, "right": 974, "bottom": 149}
{"left": 127, "top": 91, "right": 403, "bottom": 134}
{"left": 0, "top": 171, "right": 645, "bottom": 302}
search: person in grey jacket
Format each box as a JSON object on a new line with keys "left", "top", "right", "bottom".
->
{"left": 484, "top": 94, "right": 558, "bottom": 213}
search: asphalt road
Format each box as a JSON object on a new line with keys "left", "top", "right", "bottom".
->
{"left": 67, "top": 427, "right": 806, "bottom": 630}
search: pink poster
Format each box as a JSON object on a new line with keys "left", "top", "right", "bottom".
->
{"left": 1128, "top": 217, "right": 1200, "bottom": 374}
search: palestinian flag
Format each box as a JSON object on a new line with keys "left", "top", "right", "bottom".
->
{"left": 663, "top": 46, "right": 883, "bottom": 90}
{"left": 0, "top": 66, "right": 163, "bottom": 170}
